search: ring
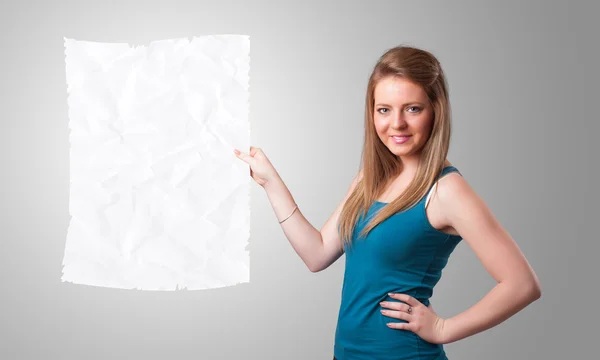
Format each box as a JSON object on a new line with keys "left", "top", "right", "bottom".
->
{"left": 407, "top": 306, "right": 413, "bottom": 314}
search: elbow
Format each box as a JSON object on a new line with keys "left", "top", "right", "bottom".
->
{"left": 308, "top": 263, "right": 323, "bottom": 273}
{"left": 524, "top": 275, "right": 542, "bottom": 302}
{"left": 529, "top": 281, "right": 542, "bottom": 301}
{"left": 506, "top": 276, "right": 541, "bottom": 303}
{"left": 307, "top": 258, "right": 328, "bottom": 273}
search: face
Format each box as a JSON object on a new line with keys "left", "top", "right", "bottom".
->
{"left": 373, "top": 76, "right": 434, "bottom": 159}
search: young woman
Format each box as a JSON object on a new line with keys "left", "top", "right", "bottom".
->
{"left": 233, "top": 45, "right": 541, "bottom": 360}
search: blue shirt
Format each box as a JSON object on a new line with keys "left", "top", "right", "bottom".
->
{"left": 334, "top": 166, "right": 463, "bottom": 360}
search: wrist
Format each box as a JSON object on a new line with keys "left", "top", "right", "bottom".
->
{"left": 263, "top": 173, "right": 283, "bottom": 192}
{"left": 440, "top": 317, "right": 456, "bottom": 344}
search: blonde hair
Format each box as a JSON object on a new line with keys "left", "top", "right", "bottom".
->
{"left": 338, "top": 45, "right": 453, "bottom": 247}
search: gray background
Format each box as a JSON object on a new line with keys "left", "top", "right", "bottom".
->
{"left": 1, "top": 0, "right": 597, "bottom": 359}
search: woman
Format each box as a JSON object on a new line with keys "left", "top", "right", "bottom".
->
{"left": 233, "top": 45, "right": 541, "bottom": 360}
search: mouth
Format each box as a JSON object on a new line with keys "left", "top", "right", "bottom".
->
{"left": 390, "top": 135, "right": 411, "bottom": 144}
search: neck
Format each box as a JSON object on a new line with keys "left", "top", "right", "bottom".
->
{"left": 396, "top": 154, "right": 421, "bottom": 175}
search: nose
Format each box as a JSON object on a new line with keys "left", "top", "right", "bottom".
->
{"left": 391, "top": 112, "right": 408, "bottom": 129}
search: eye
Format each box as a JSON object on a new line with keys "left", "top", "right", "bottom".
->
{"left": 376, "top": 108, "right": 388, "bottom": 114}
{"left": 407, "top": 106, "right": 422, "bottom": 113}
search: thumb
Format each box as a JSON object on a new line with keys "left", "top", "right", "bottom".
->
{"left": 249, "top": 146, "right": 261, "bottom": 157}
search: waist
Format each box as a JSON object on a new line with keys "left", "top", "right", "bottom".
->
{"left": 339, "top": 287, "right": 431, "bottom": 317}
{"left": 335, "top": 305, "right": 442, "bottom": 353}
{"left": 335, "top": 292, "right": 442, "bottom": 359}
{"left": 340, "top": 269, "right": 434, "bottom": 309}
{"left": 335, "top": 324, "right": 445, "bottom": 360}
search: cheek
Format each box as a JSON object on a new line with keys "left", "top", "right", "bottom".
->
{"left": 373, "top": 115, "right": 388, "bottom": 129}
{"left": 416, "top": 116, "right": 433, "bottom": 134}
{"left": 424, "top": 120, "right": 434, "bottom": 136}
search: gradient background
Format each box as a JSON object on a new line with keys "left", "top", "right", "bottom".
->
{"left": 1, "top": 0, "right": 597, "bottom": 359}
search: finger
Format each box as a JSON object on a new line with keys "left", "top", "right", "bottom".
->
{"left": 380, "top": 301, "right": 411, "bottom": 313}
{"left": 386, "top": 321, "right": 413, "bottom": 331}
{"left": 388, "top": 293, "right": 420, "bottom": 307}
{"left": 234, "top": 149, "right": 254, "bottom": 165}
{"left": 380, "top": 309, "right": 412, "bottom": 321}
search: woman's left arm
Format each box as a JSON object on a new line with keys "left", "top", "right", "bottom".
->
{"left": 437, "top": 173, "right": 542, "bottom": 344}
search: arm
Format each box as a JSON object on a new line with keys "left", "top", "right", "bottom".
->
{"left": 264, "top": 169, "right": 363, "bottom": 272}
{"left": 436, "top": 173, "right": 542, "bottom": 344}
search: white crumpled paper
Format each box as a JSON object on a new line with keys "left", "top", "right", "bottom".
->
{"left": 62, "top": 35, "right": 251, "bottom": 290}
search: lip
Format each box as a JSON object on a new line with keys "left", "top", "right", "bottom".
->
{"left": 390, "top": 135, "right": 411, "bottom": 144}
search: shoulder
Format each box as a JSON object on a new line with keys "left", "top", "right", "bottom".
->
{"left": 437, "top": 169, "right": 468, "bottom": 196}
{"left": 435, "top": 169, "right": 489, "bottom": 228}
{"left": 344, "top": 168, "right": 364, "bottom": 196}
{"left": 354, "top": 168, "right": 364, "bottom": 185}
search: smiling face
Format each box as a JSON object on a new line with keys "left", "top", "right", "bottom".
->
{"left": 373, "top": 76, "right": 434, "bottom": 160}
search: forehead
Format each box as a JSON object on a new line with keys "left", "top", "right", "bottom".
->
{"left": 374, "top": 76, "right": 426, "bottom": 102}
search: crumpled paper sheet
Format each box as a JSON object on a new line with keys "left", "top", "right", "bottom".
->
{"left": 62, "top": 35, "right": 251, "bottom": 290}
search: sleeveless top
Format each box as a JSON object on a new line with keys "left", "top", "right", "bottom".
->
{"left": 334, "top": 166, "right": 463, "bottom": 360}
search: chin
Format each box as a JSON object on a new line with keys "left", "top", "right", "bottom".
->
{"left": 392, "top": 151, "right": 411, "bottom": 157}
{"left": 387, "top": 143, "right": 419, "bottom": 157}
{"left": 387, "top": 148, "right": 409, "bottom": 156}
{"left": 387, "top": 141, "right": 411, "bottom": 151}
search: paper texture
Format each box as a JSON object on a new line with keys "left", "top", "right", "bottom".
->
{"left": 62, "top": 35, "right": 251, "bottom": 290}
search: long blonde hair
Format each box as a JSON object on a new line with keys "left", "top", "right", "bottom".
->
{"left": 338, "top": 45, "right": 453, "bottom": 247}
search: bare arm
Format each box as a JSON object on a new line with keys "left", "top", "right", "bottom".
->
{"left": 264, "top": 169, "right": 363, "bottom": 272}
{"left": 436, "top": 173, "right": 542, "bottom": 344}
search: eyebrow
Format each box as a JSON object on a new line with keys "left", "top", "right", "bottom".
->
{"left": 374, "top": 102, "right": 426, "bottom": 107}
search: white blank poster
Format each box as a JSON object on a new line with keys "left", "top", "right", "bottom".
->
{"left": 62, "top": 35, "right": 251, "bottom": 290}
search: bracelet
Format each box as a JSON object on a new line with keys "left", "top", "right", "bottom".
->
{"left": 279, "top": 204, "right": 298, "bottom": 224}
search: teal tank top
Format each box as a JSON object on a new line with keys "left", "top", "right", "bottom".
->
{"left": 334, "top": 166, "right": 463, "bottom": 360}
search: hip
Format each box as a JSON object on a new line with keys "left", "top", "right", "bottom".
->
{"left": 333, "top": 353, "right": 448, "bottom": 360}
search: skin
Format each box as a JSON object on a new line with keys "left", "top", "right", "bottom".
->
{"left": 234, "top": 76, "right": 542, "bottom": 346}
{"left": 375, "top": 76, "right": 542, "bottom": 344}
{"left": 373, "top": 75, "right": 434, "bottom": 176}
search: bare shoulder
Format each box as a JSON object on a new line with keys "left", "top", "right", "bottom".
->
{"left": 436, "top": 171, "right": 476, "bottom": 214}
{"left": 437, "top": 170, "right": 470, "bottom": 197}
{"left": 348, "top": 168, "right": 364, "bottom": 199}
{"left": 345, "top": 167, "right": 364, "bottom": 197}
{"left": 435, "top": 170, "right": 495, "bottom": 237}
{"left": 347, "top": 167, "right": 364, "bottom": 191}
{"left": 425, "top": 170, "right": 467, "bottom": 233}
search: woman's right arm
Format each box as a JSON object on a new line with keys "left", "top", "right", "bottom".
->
{"left": 264, "top": 168, "right": 363, "bottom": 272}
{"left": 233, "top": 146, "right": 362, "bottom": 272}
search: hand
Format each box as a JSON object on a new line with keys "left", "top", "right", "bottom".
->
{"left": 380, "top": 293, "right": 447, "bottom": 345}
{"left": 233, "top": 146, "right": 279, "bottom": 188}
